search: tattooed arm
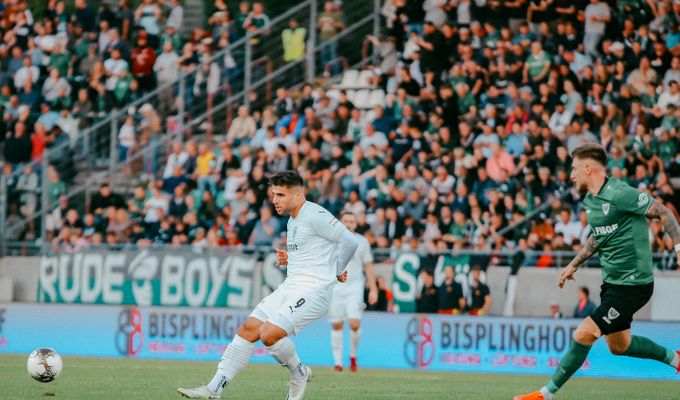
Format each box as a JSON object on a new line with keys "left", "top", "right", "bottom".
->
{"left": 558, "top": 235, "right": 599, "bottom": 288}
{"left": 646, "top": 200, "right": 680, "bottom": 262}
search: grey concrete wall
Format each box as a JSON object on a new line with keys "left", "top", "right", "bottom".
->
{"left": 650, "top": 273, "right": 680, "bottom": 322}
{"left": 0, "top": 256, "right": 40, "bottom": 302}
{"left": 513, "top": 267, "right": 666, "bottom": 320}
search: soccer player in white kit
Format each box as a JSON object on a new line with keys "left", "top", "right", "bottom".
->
{"left": 177, "top": 171, "right": 359, "bottom": 399}
{"left": 327, "top": 212, "right": 378, "bottom": 372}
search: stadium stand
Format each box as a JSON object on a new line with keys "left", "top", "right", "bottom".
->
{"left": 0, "top": 0, "right": 678, "bottom": 272}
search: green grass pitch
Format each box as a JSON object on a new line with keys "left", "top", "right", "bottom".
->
{"left": 1, "top": 354, "right": 678, "bottom": 399}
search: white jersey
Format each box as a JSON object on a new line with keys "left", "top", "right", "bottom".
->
{"left": 343, "top": 233, "right": 372, "bottom": 289}
{"left": 286, "top": 201, "right": 348, "bottom": 286}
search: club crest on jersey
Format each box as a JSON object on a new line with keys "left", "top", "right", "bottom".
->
{"left": 602, "top": 203, "right": 610, "bottom": 215}
{"left": 602, "top": 307, "right": 620, "bottom": 324}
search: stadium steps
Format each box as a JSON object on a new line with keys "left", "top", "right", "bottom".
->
{"left": 182, "top": 0, "right": 206, "bottom": 36}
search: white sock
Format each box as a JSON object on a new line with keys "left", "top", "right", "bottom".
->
{"left": 207, "top": 335, "right": 255, "bottom": 394}
{"left": 671, "top": 352, "right": 679, "bottom": 369}
{"left": 539, "top": 386, "right": 554, "bottom": 400}
{"left": 350, "top": 328, "right": 361, "bottom": 358}
{"left": 267, "top": 337, "right": 306, "bottom": 380}
{"left": 331, "top": 329, "right": 343, "bottom": 366}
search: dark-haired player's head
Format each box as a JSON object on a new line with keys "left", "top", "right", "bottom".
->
{"left": 269, "top": 170, "right": 305, "bottom": 216}
{"left": 570, "top": 144, "right": 608, "bottom": 196}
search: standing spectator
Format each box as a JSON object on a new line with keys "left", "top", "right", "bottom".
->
{"left": 423, "top": 0, "right": 447, "bottom": 27}
{"left": 130, "top": 33, "right": 157, "bottom": 93}
{"left": 153, "top": 41, "right": 179, "bottom": 115}
{"left": 467, "top": 266, "right": 491, "bottom": 315}
{"left": 523, "top": 41, "right": 551, "bottom": 90}
{"left": 74, "top": 0, "right": 96, "bottom": 34}
{"left": 166, "top": 0, "right": 184, "bottom": 32}
{"left": 573, "top": 286, "right": 597, "bottom": 318}
{"left": 583, "top": 0, "right": 610, "bottom": 57}
{"left": 143, "top": 183, "right": 168, "bottom": 236}
{"left": 195, "top": 143, "right": 217, "bottom": 195}
{"left": 135, "top": 0, "right": 162, "bottom": 48}
{"left": 116, "top": 0, "right": 134, "bottom": 40}
{"left": 243, "top": 2, "right": 271, "bottom": 31}
{"left": 282, "top": 19, "right": 306, "bottom": 63}
{"left": 416, "top": 21, "right": 446, "bottom": 77}
{"left": 318, "top": 1, "right": 345, "bottom": 75}
{"left": 3, "top": 122, "right": 31, "bottom": 165}
{"left": 437, "top": 266, "right": 466, "bottom": 314}
{"left": 118, "top": 115, "right": 136, "bottom": 161}
{"left": 416, "top": 269, "right": 438, "bottom": 313}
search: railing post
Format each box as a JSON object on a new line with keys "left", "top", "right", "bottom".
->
{"left": 0, "top": 172, "right": 6, "bottom": 256}
{"left": 244, "top": 34, "right": 253, "bottom": 108}
{"left": 306, "top": 0, "right": 318, "bottom": 83}
{"left": 40, "top": 155, "right": 49, "bottom": 248}
{"left": 178, "top": 70, "right": 185, "bottom": 139}
{"left": 109, "top": 109, "right": 119, "bottom": 180}
{"left": 372, "top": 0, "right": 380, "bottom": 64}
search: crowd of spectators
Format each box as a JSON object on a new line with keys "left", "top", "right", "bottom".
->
{"left": 1, "top": 0, "right": 679, "bottom": 271}
{"left": 0, "top": 0, "right": 275, "bottom": 170}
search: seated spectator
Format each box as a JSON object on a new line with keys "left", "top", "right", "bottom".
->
{"left": 550, "top": 301, "right": 564, "bottom": 318}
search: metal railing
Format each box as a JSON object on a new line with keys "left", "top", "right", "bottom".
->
{"left": 3, "top": 242, "right": 677, "bottom": 272}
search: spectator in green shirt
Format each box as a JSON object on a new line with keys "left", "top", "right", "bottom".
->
{"left": 523, "top": 42, "right": 551, "bottom": 90}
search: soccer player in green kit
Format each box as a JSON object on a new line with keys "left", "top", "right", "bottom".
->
{"left": 515, "top": 144, "right": 680, "bottom": 400}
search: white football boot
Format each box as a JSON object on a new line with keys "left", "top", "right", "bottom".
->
{"left": 177, "top": 385, "right": 220, "bottom": 399}
{"left": 286, "top": 366, "right": 312, "bottom": 400}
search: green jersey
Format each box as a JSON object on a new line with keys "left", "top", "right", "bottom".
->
{"left": 583, "top": 177, "right": 653, "bottom": 286}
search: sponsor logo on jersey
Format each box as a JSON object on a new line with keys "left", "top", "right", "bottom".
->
{"left": 593, "top": 223, "right": 618, "bottom": 235}
{"left": 602, "top": 203, "right": 610, "bottom": 215}
{"left": 602, "top": 307, "right": 620, "bottom": 325}
{"left": 637, "top": 193, "right": 649, "bottom": 207}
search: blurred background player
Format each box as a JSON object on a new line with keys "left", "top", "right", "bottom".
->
{"left": 327, "top": 211, "right": 378, "bottom": 372}
{"left": 514, "top": 144, "right": 680, "bottom": 400}
{"left": 177, "top": 171, "right": 359, "bottom": 400}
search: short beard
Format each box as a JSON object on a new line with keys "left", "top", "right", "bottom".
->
{"left": 577, "top": 182, "right": 589, "bottom": 196}
{"left": 275, "top": 206, "right": 292, "bottom": 216}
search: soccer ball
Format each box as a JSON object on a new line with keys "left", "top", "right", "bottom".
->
{"left": 27, "top": 348, "right": 63, "bottom": 383}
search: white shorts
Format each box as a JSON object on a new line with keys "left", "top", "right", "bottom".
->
{"left": 327, "top": 283, "right": 365, "bottom": 324}
{"left": 250, "top": 280, "right": 332, "bottom": 336}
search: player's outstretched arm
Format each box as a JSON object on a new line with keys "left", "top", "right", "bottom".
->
{"left": 559, "top": 235, "right": 599, "bottom": 288}
{"left": 646, "top": 199, "right": 680, "bottom": 263}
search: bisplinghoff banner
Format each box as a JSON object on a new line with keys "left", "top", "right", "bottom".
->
{"left": 1, "top": 304, "right": 679, "bottom": 381}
